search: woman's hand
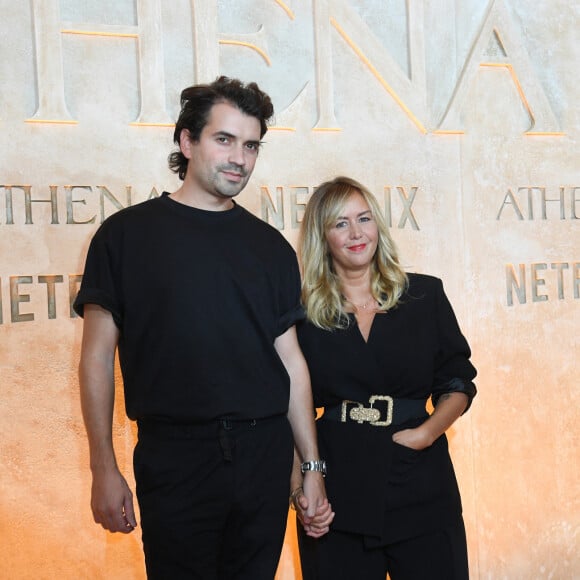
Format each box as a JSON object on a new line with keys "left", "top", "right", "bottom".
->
{"left": 393, "top": 392, "right": 469, "bottom": 450}
{"left": 291, "top": 487, "right": 335, "bottom": 538}
{"left": 392, "top": 425, "right": 435, "bottom": 450}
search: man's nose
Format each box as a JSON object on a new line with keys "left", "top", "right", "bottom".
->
{"left": 228, "top": 145, "right": 245, "bottom": 166}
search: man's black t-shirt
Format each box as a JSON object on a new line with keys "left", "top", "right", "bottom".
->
{"left": 74, "top": 193, "right": 303, "bottom": 422}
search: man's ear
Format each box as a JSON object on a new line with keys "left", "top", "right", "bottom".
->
{"left": 179, "top": 129, "right": 193, "bottom": 159}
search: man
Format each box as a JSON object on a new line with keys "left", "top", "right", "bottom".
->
{"left": 74, "top": 76, "right": 332, "bottom": 579}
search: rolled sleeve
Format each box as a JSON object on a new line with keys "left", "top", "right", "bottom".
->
{"left": 275, "top": 252, "right": 304, "bottom": 336}
{"left": 73, "top": 223, "right": 123, "bottom": 327}
{"left": 432, "top": 279, "right": 477, "bottom": 412}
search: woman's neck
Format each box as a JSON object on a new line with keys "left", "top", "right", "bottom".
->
{"left": 339, "top": 271, "right": 375, "bottom": 311}
{"left": 339, "top": 270, "right": 371, "bottom": 300}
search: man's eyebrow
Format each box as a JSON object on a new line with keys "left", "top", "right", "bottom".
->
{"left": 213, "top": 130, "right": 236, "bottom": 139}
{"left": 213, "top": 131, "right": 262, "bottom": 147}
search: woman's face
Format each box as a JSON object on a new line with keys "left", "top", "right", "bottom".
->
{"left": 325, "top": 191, "right": 379, "bottom": 276}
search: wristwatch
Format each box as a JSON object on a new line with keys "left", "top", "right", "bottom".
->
{"left": 301, "top": 459, "right": 327, "bottom": 477}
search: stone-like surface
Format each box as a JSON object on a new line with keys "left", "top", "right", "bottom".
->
{"left": 0, "top": 1, "right": 577, "bottom": 578}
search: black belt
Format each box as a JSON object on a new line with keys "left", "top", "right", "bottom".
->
{"left": 137, "top": 414, "right": 285, "bottom": 439}
{"left": 321, "top": 396, "right": 427, "bottom": 427}
{"left": 137, "top": 414, "right": 286, "bottom": 463}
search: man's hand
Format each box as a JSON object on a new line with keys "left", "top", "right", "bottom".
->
{"left": 91, "top": 468, "right": 137, "bottom": 533}
{"left": 297, "top": 472, "right": 334, "bottom": 538}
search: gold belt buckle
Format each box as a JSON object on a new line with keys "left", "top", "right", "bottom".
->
{"left": 340, "top": 395, "right": 394, "bottom": 427}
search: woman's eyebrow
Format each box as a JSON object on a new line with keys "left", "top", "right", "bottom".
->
{"left": 335, "top": 210, "right": 372, "bottom": 220}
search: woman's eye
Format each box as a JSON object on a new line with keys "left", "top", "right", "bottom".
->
{"left": 335, "top": 221, "right": 347, "bottom": 229}
{"left": 359, "top": 216, "right": 371, "bottom": 223}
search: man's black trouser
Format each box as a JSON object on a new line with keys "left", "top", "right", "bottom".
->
{"left": 134, "top": 415, "right": 294, "bottom": 580}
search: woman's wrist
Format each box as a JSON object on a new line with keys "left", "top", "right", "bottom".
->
{"left": 289, "top": 485, "right": 304, "bottom": 510}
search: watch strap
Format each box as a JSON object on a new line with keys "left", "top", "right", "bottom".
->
{"left": 300, "top": 459, "right": 327, "bottom": 476}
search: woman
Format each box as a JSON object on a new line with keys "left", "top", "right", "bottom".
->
{"left": 291, "top": 176, "right": 477, "bottom": 579}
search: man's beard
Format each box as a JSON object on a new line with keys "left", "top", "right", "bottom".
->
{"left": 214, "top": 164, "right": 249, "bottom": 197}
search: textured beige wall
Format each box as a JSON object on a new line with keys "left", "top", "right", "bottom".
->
{"left": 0, "top": 1, "right": 578, "bottom": 578}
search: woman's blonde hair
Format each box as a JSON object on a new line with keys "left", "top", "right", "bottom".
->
{"left": 298, "top": 176, "right": 408, "bottom": 330}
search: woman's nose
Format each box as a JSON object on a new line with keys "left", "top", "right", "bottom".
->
{"left": 349, "top": 223, "right": 362, "bottom": 238}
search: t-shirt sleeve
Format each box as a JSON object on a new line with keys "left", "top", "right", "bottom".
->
{"left": 73, "top": 222, "right": 123, "bottom": 327}
{"left": 275, "top": 248, "right": 305, "bottom": 336}
{"left": 431, "top": 278, "right": 477, "bottom": 411}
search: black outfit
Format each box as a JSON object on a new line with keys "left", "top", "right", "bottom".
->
{"left": 74, "top": 193, "right": 303, "bottom": 579}
{"left": 296, "top": 274, "right": 477, "bottom": 580}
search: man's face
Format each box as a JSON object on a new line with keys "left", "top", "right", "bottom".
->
{"left": 182, "top": 102, "right": 262, "bottom": 204}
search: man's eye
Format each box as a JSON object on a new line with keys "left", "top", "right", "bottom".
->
{"left": 246, "top": 143, "right": 259, "bottom": 151}
{"left": 217, "top": 136, "right": 229, "bottom": 143}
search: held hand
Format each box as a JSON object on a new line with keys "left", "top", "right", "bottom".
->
{"left": 299, "top": 472, "right": 335, "bottom": 537}
{"left": 293, "top": 489, "right": 335, "bottom": 538}
{"left": 90, "top": 468, "right": 137, "bottom": 533}
{"left": 392, "top": 425, "right": 435, "bottom": 451}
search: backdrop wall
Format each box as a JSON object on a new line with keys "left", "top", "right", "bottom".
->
{"left": 1, "top": 1, "right": 578, "bottom": 578}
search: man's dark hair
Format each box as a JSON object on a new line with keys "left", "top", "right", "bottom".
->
{"left": 168, "top": 76, "right": 274, "bottom": 180}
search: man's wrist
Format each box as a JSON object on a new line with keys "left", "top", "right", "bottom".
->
{"left": 300, "top": 459, "right": 327, "bottom": 477}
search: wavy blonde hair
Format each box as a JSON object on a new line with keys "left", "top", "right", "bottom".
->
{"left": 298, "top": 176, "right": 408, "bottom": 330}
